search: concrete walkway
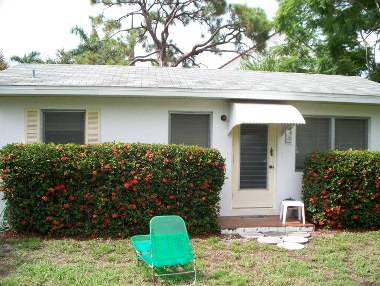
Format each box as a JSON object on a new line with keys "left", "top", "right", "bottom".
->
{"left": 218, "top": 215, "right": 315, "bottom": 235}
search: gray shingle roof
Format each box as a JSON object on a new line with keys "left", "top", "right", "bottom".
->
{"left": 0, "top": 63, "right": 380, "bottom": 98}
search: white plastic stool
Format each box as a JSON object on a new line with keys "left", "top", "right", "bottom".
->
{"left": 280, "top": 200, "right": 305, "bottom": 225}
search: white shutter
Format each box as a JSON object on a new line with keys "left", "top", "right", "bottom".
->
{"left": 86, "top": 109, "right": 100, "bottom": 144}
{"left": 25, "top": 109, "right": 41, "bottom": 143}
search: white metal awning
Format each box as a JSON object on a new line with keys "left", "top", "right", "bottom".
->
{"left": 228, "top": 103, "right": 305, "bottom": 133}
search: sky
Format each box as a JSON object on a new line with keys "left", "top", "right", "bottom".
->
{"left": 0, "top": 0, "right": 278, "bottom": 68}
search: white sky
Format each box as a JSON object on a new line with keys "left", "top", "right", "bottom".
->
{"left": 0, "top": 0, "right": 278, "bottom": 68}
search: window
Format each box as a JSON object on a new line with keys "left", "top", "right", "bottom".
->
{"left": 43, "top": 111, "right": 85, "bottom": 144}
{"left": 25, "top": 109, "right": 100, "bottom": 144}
{"left": 296, "top": 117, "right": 368, "bottom": 171}
{"left": 240, "top": 124, "right": 268, "bottom": 189}
{"left": 169, "top": 113, "right": 211, "bottom": 147}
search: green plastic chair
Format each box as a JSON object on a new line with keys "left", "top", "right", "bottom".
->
{"left": 131, "top": 215, "right": 196, "bottom": 285}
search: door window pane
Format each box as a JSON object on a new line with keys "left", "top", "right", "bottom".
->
{"left": 240, "top": 124, "right": 268, "bottom": 189}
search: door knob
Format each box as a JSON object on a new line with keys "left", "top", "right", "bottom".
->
{"left": 269, "top": 165, "right": 274, "bottom": 169}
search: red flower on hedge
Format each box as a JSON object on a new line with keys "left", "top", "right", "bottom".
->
{"left": 42, "top": 196, "right": 48, "bottom": 202}
{"left": 162, "top": 178, "right": 168, "bottom": 183}
{"left": 63, "top": 203, "right": 69, "bottom": 209}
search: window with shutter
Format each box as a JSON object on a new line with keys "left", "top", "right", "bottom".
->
{"left": 25, "top": 109, "right": 100, "bottom": 144}
{"left": 169, "top": 113, "right": 211, "bottom": 147}
{"left": 296, "top": 117, "right": 368, "bottom": 171}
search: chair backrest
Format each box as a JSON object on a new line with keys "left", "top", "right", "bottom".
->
{"left": 150, "top": 215, "right": 194, "bottom": 267}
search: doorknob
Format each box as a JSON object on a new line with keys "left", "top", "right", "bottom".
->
{"left": 269, "top": 165, "right": 274, "bottom": 169}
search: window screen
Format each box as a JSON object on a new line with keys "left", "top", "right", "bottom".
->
{"left": 43, "top": 111, "right": 85, "bottom": 144}
{"left": 169, "top": 113, "right": 210, "bottom": 147}
{"left": 296, "top": 117, "right": 368, "bottom": 171}
{"left": 295, "top": 118, "right": 330, "bottom": 171}
{"left": 240, "top": 124, "right": 268, "bottom": 189}
{"left": 335, "top": 119, "right": 367, "bottom": 150}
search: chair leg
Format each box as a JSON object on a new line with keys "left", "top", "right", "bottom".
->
{"left": 192, "top": 259, "right": 197, "bottom": 285}
{"left": 302, "top": 205, "right": 305, "bottom": 224}
{"left": 282, "top": 206, "right": 287, "bottom": 225}
{"left": 152, "top": 268, "right": 156, "bottom": 286}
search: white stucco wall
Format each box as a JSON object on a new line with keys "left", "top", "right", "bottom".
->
{"left": 0, "top": 96, "right": 234, "bottom": 215}
{"left": 2, "top": 96, "right": 380, "bottom": 216}
{"left": 274, "top": 102, "right": 380, "bottom": 214}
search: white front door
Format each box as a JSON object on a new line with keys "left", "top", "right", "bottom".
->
{"left": 232, "top": 124, "right": 275, "bottom": 208}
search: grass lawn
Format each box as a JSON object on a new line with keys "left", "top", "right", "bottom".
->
{"left": 1, "top": 230, "right": 380, "bottom": 286}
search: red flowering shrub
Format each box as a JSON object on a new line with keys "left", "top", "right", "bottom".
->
{"left": 302, "top": 150, "right": 380, "bottom": 229}
{"left": 0, "top": 142, "right": 226, "bottom": 237}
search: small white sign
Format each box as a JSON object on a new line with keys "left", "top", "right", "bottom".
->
{"left": 285, "top": 129, "right": 292, "bottom": 143}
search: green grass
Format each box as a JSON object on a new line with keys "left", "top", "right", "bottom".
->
{"left": 1, "top": 230, "right": 379, "bottom": 285}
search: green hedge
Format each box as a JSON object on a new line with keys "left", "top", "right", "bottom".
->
{"left": 0, "top": 143, "right": 226, "bottom": 237}
{"left": 302, "top": 150, "right": 380, "bottom": 229}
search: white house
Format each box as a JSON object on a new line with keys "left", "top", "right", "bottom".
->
{"left": 1, "top": 64, "right": 380, "bottom": 217}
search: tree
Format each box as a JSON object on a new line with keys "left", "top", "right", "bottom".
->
{"left": 46, "top": 24, "right": 131, "bottom": 65}
{"left": 0, "top": 52, "right": 8, "bottom": 70}
{"left": 240, "top": 48, "right": 311, "bottom": 73}
{"left": 90, "top": 0, "right": 273, "bottom": 67}
{"left": 69, "top": 25, "right": 130, "bottom": 65}
{"left": 274, "top": 0, "right": 380, "bottom": 82}
{"left": 46, "top": 49, "right": 75, "bottom": 64}
{"left": 10, "top": 51, "right": 44, "bottom": 64}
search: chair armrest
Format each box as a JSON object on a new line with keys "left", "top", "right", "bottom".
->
{"left": 131, "top": 235, "right": 151, "bottom": 254}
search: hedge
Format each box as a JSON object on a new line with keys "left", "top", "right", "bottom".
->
{"left": 0, "top": 142, "right": 226, "bottom": 237}
{"left": 302, "top": 149, "right": 380, "bottom": 229}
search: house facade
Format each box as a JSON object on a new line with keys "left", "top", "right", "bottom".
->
{"left": 1, "top": 64, "right": 380, "bottom": 217}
